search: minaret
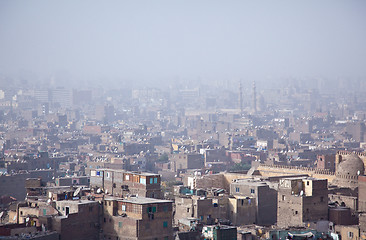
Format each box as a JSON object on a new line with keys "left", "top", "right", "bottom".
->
{"left": 239, "top": 81, "right": 243, "bottom": 116}
{"left": 252, "top": 81, "right": 257, "bottom": 114}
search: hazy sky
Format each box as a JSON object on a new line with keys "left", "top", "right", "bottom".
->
{"left": 0, "top": 0, "right": 366, "bottom": 86}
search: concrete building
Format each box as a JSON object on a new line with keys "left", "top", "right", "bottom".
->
{"left": 228, "top": 196, "right": 256, "bottom": 226}
{"left": 55, "top": 176, "right": 90, "bottom": 187}
{"left": 174, "top": 194, "right": 228, "bottom": 225}
{"left": 52, "top": 200, "right": 100, "bottom": 240}
{"left": 202, "top": 225, "right": 237, "bottom": 240}
{"left": 103, "top": 196, "right": 173, "bottom": 240}
{"left": 230, "top": 179, "right": 277, "bottom": 226}
{"left": 170, "top": 153, "right": 204, "bottom": 172}
{"left": 316, "top": 154, "right": 335, "bottom": 172}
{"left": 90, "top": 169, "right": 162, "bottom": 199}
{"left": 277, "top": 177, "right": 328, "bottom": 228}
{"left": 359, "top": 175, "right": 366, "bottom": 212}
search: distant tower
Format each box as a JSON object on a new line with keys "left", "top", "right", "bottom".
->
{"left": 252, "top": 81, "right": 257, "bottom": 114}
{"left": 239, "top": 81, "right": 243, "bottom": 116}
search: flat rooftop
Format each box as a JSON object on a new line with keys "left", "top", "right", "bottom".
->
{"left": 120, "top": 197, "right": 172, "bottom": 204}
{"left": 56, "top": 199, "right": 98, "bottom": 205}
{"left": 96, "top": 168, "right": 159, "bottom": 176}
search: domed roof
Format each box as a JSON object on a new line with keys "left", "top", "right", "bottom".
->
{"left": 336, "top": 153, "right": 365, "bottom": 177}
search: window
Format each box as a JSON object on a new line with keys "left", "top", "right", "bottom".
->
{"left": 251, "top": 189, "right": 255, "bottom": 194}
{"left": 295, "top": 211, "right": 298, "bottom": 215}
{"left": 65, "top": 207, "right": 69, "bottom": 215}
{"left": 122, "top": 205, "right": 126, "bottom": 211}
{"left": 125, "top": 175, "right": 129, "bottom": 181}
{"left": 320, "top": 197, "right": 324, "bottom": 202}
{"left": 118, "top": 222, "right": 122, "bottom": 228}
{"left": 164, "top": 237, "right": 168, "bottom": 240}
{"left": 235, "top": 187, "right": 240, "bottom": 193}
{"left": 43, "top": 209, "right": 47, "bottom": 216}
{"left": 140, "top": 178, "right": 146, "bottom": 185}
{"left": 150, "top": 178, "right": 153, "bottom": 184}
{"left": 163, "top": 221, "right": 168, "bottom": 228}
{"left": 89, "top": 206, "right": 93, "bottom": 212}
{"left": 106, "top": 172, "right": 110, "bottom": 178}
{"left": 307, "top": 181, "right": 310, "bottom": 186}
{"left": 348, "top": 232, "right": 354, "bottom": 238}
{"left": 147, "top": 206, "right": 156, "bottom": 213}
{"left": 187, "top": 208, "right": 190, "bottom": 213}
{"left": 282, "top": 195, "right": 286, "bottom": 201}
{"left": 154, "top": 178, "right": 158, "bottom": 184}
{"left": 163, "top": 206, "right": 168, "bottom": 212}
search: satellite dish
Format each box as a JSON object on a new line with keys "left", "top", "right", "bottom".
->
{"left": 13, "top": 215, "right": 16, "bottom": 221}
{"left": 96, "top": 188, "right": 101, "bottom": 194}
{"left": 0, "top": 212, "right": 4, "bottom": 218}
{"left": 74, "top": 187, "right": 81, "bottom": 197}
{"left": 26, "top": 217, "right": 30, "bottom": 222}
{"left": 300, "top": 190, "right": 304, "bottom": 196}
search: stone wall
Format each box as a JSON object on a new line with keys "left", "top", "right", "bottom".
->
{"left": 257, "top": 164, "right": 336, "bottom": 182}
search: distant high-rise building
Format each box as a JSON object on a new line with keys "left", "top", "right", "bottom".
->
{"left": 34, "top": 89, "right": 50, "bottom": 103}
{"left": 252, "top": 81, "right": 257, "bottom": 114}
{"left": 239, "top": 81, "right": 243, "bottom": 116}
{"left": 52, "top": 88, "right": 73, "bottom": 108}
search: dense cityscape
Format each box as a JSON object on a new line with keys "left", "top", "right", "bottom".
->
{"left": 1, "top": 1, "right": 366, "bottom": 240}
{"left": 0, "top": 76, "right": 366, "bottom": 239}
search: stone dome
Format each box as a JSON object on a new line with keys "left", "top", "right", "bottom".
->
{"left": 336, "top": 153, "right": 365, "bottom": 177}
{"left": 333, "top": 153, "right": 365, "bottom": 189}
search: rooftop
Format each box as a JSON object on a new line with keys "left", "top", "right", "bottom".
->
{"left": 56, "top": 199, "right": 98, "bottom": 205}
{"left": 120, "top": 197, "right": 172, "bottom": 204}
{"left": 97, "top": 168, "right": 159, "bottom": 176}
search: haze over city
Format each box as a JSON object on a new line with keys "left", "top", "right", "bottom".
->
{"left": 1, "top": 0, "right": 366, "bottom": 88}
{"left": 1, "top": 1, "right": 366, "bottom": 240}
